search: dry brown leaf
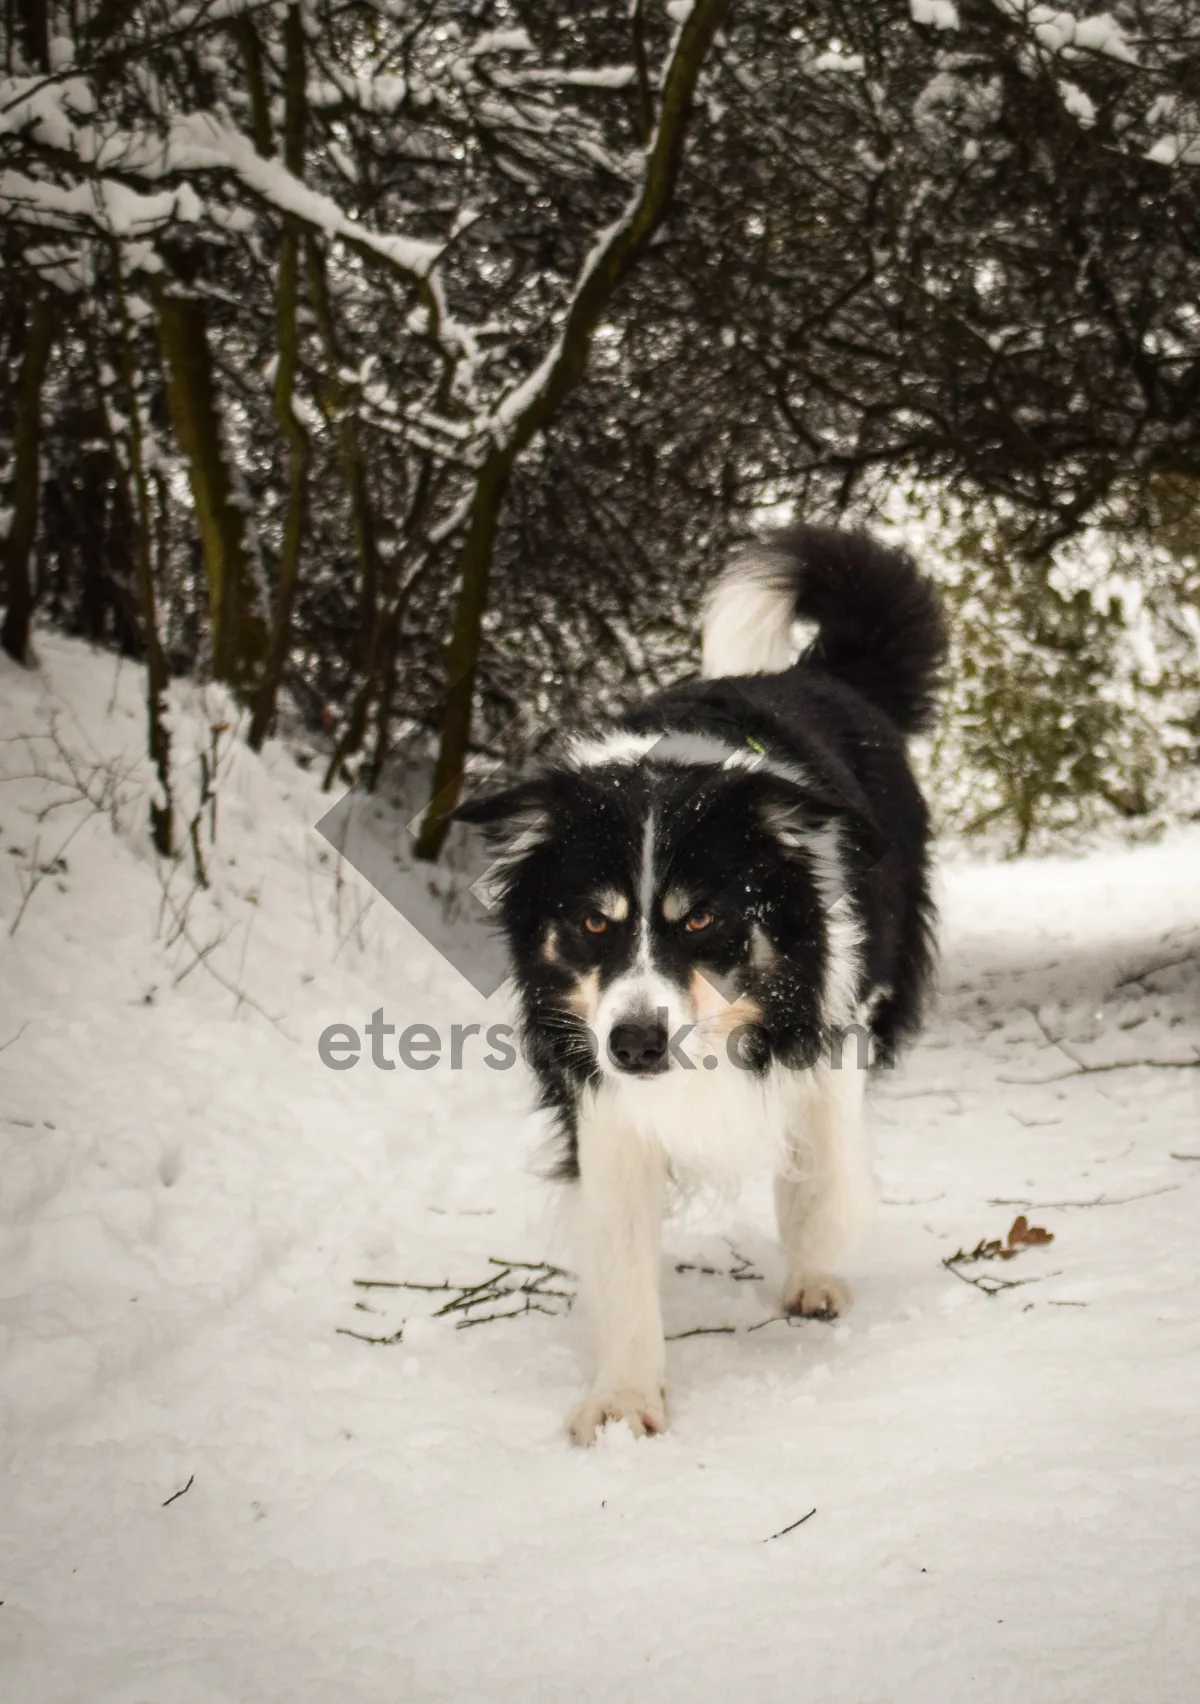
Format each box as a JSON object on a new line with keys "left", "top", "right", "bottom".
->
{"left": 1006, "top": 1215, "right": 1054, "bottom": 1248}
{"left": 946, "top": 1219, "right": 1055, "bottom": 1270}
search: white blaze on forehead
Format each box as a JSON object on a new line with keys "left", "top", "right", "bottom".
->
{"left": 637, "top": 808, "right": 657, "bottom": 932}
{"left": 589, "top": 807, "right": 705, "bottom": 1069}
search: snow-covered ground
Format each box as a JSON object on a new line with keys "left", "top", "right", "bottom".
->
{"left": 1, "top": 635, "right": 1198, "bottom": 1704}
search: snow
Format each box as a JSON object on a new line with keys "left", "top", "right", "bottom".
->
{"left": 1058, "top": 79, "right": 1096, "bottom": 126}
{"left": 988, "top": 2, "right": 1137, "bottom": 66}
{"left": 494, "top": 65, "right": 637, "bottom": 91}
{"left": 307, "top": 71, "right": 409, "bottom": 115}
{"left": 166, "top": 115, "right": 444, "bottom": 280}
{"left": 0, "top": 75, "right": 97, "bottom": 147}
{"left": 911, "top": 0, "right": 960, "bottom": 29}
{"left": 0, "top": 167, "right": 197, "bottom": 243}
{"left": 0, "top": 82, "right": 441, "bottom": 274}
{"left": 467, "top": 29, "right": 536, "bottom": 59}
{"left": 812, "top": 51, "right": 867, "bottom": 76}
{"left": 1148, "top": 133, "right": 1200, "bottom": 168}
{"left": 2, "top": 635, "right": 1199, "bottom": 1702}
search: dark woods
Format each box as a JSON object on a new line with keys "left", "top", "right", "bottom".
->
{"left": 2, "top": 1, "right": 1199, "bottom": 857}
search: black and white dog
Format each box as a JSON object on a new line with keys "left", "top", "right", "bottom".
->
{"left": 456, "top": 526, "right": 946, "bottom": 1443}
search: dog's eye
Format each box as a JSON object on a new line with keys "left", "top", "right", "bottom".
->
{"left": 685, "top": 910, "right": 713, "bottom": 933}
{"left": 583, "top": 915, "right": 608, "bottom": 935}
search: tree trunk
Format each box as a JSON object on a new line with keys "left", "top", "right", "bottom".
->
{"left": 110, "top": 248, "right": 173, "bottom": 856}
{"left": 14, "top": 0, "right": 49, "bottom": 70}
{"left": 155, "top": 281, "right": 268, "bottom": 697}
{"left": 412, "top": 453, "right": 516, "bottom": 858}
{"left": 306, "top": 237, "right": 385, "bottom": 709}
{"left": 249, "top": 5, "right": 311, "bottom": 750}
{"left": 1, "top": 288, "right": 56, "bottom": 663}
{"left": 365, "top": 530, "right": 441, "bottom": 793}
{"left": 306, "top": 232, "right": 443, "bottom": 792}
{"left": 321, "top": 453, "right": 437, "bottom": 794}
{"left": 413, "top": 0, "right": 730, "bottom": 860}
{"left": 233, "top": 13, "right": 274, "bottom": 157}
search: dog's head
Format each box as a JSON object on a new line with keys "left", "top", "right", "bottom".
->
{"left": 453, "top": 737, "right": 880, "bottom": 1083}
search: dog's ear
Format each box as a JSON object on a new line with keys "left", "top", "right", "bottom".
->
{"left": 750, "top": 771, "right": 889, "bottom": 872}
{"left": 450, "top": 777, "right": 555, "bottom": 852}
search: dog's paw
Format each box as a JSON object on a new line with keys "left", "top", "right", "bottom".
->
{"left": 783, "top": 1273, "right": 851, "bottom": 1320}
{"left": 567, "top": 1385, "right": 667, "bottom": 1446}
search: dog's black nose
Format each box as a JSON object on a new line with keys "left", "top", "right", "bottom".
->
{"left": 609, "top": 1019, "right": 669, "bottom": 1075}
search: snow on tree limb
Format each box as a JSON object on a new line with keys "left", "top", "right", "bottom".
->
{"left": 482, "top": 0, "right": 732, "bottom": 457}
{"left": 164, "top": 112, "right": 445, "bottom": 280}
{"left": 987, "top": 2, "right": 1137, "bottom": 65}
{"left": 0, "top": 67, "right": 444, "bottom": 279}
{"left": 412, "top": 0, "right": 732, "bottom": 860}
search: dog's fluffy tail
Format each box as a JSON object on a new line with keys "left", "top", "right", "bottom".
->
{"left": 700, "top": 524, "right": 947, "bottom": 735}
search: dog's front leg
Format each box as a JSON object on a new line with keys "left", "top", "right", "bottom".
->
{"left": 567, "top": 1096, "right": 666, "bottom": 1445}
{"left": 775, "top": 1059, "right": 872, "bottom": 1320}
